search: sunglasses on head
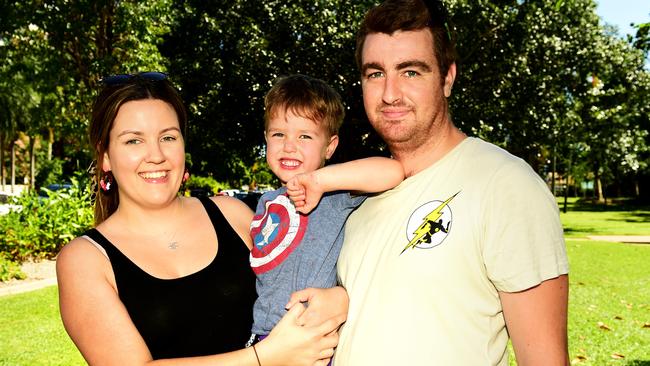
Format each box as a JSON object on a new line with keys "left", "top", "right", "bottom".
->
{"left": 99, "top": 71, "right": 168, "bottom": 86}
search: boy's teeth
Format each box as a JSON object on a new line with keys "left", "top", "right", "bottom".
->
{"left": 141, "top": 171, "right": 167, "bottom": 179}
{"left": 282, "top": 160, "right": 299, "bottom": 167}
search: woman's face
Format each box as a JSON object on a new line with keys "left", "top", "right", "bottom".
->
{"left": 102, "top": 99, "right": 185, "bottom": 209}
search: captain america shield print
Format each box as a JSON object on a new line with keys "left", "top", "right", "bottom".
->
{"left": 250, "top": 194, "right": 308, "bottom": 274}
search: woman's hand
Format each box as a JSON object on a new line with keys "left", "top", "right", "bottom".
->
{"left": 254, "top": 304, "right": 339, "bottom": 366}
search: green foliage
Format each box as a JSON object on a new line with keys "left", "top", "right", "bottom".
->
{"left": 2, "top": 0, "right": 649, "bottom": 199}
{"left": 0, "top": 254, "right": 26, "bottom": 282}
{"left": 184, "top": 175, "right": 229, "bottom": 195}
{"left": 163, "top": 0, "right": 377, "bottom": 186}
{"left": 35, "top": 157, "right": 65, "bottom": 188}
{"left": 0, "top": 177, "right": 93, "bottom": 261}
{"left": 0, "top": 286, "right": 85, "bottom": 365}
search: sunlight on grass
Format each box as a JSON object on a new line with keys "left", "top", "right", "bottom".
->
{"left": 566, "top": 240, "right": 650, "bottom": 365}
{"left": 0, "top": 286, "right": 84, "bottom": 365}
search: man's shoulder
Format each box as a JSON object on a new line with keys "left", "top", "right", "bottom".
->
{"left": 462, "top": 138, "right": 532, "bottom": 173}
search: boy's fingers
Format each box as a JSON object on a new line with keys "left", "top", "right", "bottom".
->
{"left": 285, "top": 288, "right": 314, "bottom": 309}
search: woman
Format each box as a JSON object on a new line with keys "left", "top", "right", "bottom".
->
{"left": 57, "top": 72, "right": 344, "bottom": 365}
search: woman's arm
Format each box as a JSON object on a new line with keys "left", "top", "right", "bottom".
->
{"left": 57, "top": 238, "right": 338, "bottom": 366}
{"left": 288, "top": 157, "right": 404, "bottom": 213}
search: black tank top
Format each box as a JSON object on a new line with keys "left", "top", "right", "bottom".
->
{"left": 84, "top": 197, "right": 257, "bottom": 359}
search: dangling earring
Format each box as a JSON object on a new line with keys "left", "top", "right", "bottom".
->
{"left": 100, "top": 171, "right": 114, "bottom": 192}
{"left": 182, "top": 168, "right": 190, "bottom": 183}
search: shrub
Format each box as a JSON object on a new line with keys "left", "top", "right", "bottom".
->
{"left": 0, "top": 254, "right": 26, "bottom": 282}
{"left": 0, "top": 176, "right": 93, "bottom": 261}
{"left": 184, "top": 175, "right": 230, "bottom": 196}
{"left": 35, "top": 158, "right": 65, "bottom": 188}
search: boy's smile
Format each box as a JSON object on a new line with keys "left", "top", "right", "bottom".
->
{"left": 265, "top": 107, "right": 338, "bottom": 185}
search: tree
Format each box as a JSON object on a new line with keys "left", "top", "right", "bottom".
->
{"left": 162, "top": 0, "right": 377, "bottom": 187}
{"left": 1, "top": 0, "right": 176, "bottom": 189}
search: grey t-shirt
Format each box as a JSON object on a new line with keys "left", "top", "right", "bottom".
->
{"left": 249, "top": 187, "right": 365, "bottom": 334}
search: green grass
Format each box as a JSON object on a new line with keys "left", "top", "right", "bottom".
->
{"left": 558, "top": 197, "right": 650, "bottom": 238}
{"left": 0, "top": 286, "right": 84, "bottom": 366}
{"left": 0, "top": 198, "right": 648, "bottom": 365}
{"left": 566, "top": 240, "right": 650, "bottom": 365}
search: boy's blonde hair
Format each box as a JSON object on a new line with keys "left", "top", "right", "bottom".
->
{"left": 264, "top": 74, "right": 345, "bottom": 137}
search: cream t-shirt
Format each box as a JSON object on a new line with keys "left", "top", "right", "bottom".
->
{"left": 335, "top": 137, "right": 568, "bottom": 365}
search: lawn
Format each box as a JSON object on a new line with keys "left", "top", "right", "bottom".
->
{"left": 565, "top": 239, "right": 650, "bottom": 365}
{"left": 0, "top": 286, "right": 84, "bottom": 365}
{"left": 559, "top": 197, "right": 650, "bottom": 238}
{"left": 0, "top": 198, "right": 648, "bottom": 365}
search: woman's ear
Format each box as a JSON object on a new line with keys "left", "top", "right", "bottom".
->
{"left": 102, "top": 151, "right": 111, "bottom": 172}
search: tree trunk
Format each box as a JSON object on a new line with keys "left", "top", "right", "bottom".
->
{"left": 0, "top": 131, "right": 4, "bottom": 192}
{"left": 551, "top": 145, "right": 557, "bottom": 197}
{"left": 10, "top": 140, "right": 16, "bottom": 194}
{"left": 596, "top": 178, "right": 606, "bottom": 204}
{"left": 563, "top": 153, "right": 571, "bottom": 213}
{"left": 47, "top": 127, "right": 54, "bottom": 161}
{"left": 29, "top": 135, "right": 36, "bottom": 189}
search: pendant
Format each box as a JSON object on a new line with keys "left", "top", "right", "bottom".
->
{"left": 168, "top": 241, "right": 179, "bottom": 250}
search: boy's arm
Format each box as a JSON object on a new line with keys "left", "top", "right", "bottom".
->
{"left": 287, "top": 157, "right": 404, "bottom": 214}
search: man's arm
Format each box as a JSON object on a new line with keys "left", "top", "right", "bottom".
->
{"left": 499, "top": 274, "right": 569, "bottom": 366}
{"left": 287, "top": 157, "right": 404, "bottom": 213}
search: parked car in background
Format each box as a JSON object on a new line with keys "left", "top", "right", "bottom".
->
{"left": 234, "top": 191, "right": 263, "bottom": 210}
{"left": 219, "top": 189, "right": 240, "bottom": 197}
{"left": 38, "top": 183, "right": 73, "bottom": 199}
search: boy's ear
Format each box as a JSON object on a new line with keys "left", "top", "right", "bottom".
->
{"left": 325, "top": 135, "right": 339, "bottom": 160}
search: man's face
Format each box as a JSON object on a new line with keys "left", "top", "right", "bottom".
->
{"left": 360, "top": 29, "right": 455, "bottom": 151}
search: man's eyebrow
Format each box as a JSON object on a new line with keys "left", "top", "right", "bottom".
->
{"left": 361, "top": 62, "right": 384, "bottom": 75}
{"left": 396, "top": 60, "right": 432, "bottom": 72}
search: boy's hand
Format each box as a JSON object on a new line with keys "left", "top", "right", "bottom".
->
{"left": 286, "top": 172, "right": 325, "bottom": 214}
{"left": 286, "top": 287, "right": 349, "bottom": 329}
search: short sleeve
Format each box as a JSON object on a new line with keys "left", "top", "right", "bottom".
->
{"left": 327, "top": 191, "right": 367, "bottom": 211}
{"left": 481, "top": 159, "right": 569, "bottom": 292}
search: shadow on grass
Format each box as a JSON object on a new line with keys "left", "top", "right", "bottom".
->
{"left": 568, "top": 198, "right": 650, "bottom": 212}
{"left": 626, "top": 361, "right": 650, "bottom": 366}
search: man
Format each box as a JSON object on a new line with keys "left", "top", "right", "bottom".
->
{"left": 335, "top": 0, "right": 570, "bottom": 365}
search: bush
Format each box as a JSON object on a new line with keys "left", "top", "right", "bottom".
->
{"left": 35, "top": 158, "right": 65, "bottom": 188}
{"left": 0, "top": 176, "right": 93, "bottom": 261}
{"left": 184, "top": 175, "right": 230, "bottom": 196}
{"left": 0, "top": 254, "right": 26, "bottom": 282}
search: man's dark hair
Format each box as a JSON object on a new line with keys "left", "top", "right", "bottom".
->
{"left": 355, "top": 0, "right": 457, "bottom": 81}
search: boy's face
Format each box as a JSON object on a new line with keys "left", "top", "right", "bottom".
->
{"left": 265, "top": 107, "right": 338, "bottom": 185}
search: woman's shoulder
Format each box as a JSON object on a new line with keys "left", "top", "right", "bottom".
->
{"left": 57, "top": 234, "right": 112, "bottom": 282}
{"left": 207, "top": 195, "right": 254, "bottom": 249}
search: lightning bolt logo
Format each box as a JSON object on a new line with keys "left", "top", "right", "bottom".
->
{"left": 401, "top": 192, "right": 459, "bottom": 254}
